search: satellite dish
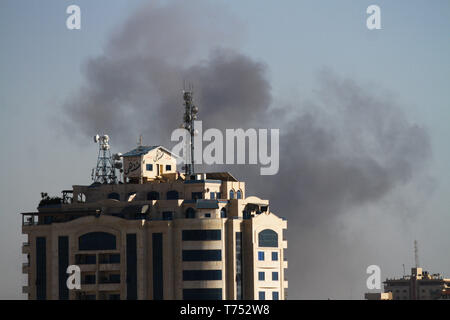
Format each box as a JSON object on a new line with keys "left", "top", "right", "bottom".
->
{"left": 112, "top": 153, "right": 122, "bottom": 160}
{"left": 94, "top": 134, "right": 100, "bottom": 143}
{"left": 141, "top": 205, "right": 149, "bottom": 214}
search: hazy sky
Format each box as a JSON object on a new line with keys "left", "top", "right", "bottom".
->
{"left": 0, "top": 0, "right": 449, "bottom": 299}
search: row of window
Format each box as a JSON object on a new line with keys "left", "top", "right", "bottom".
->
{"left": 183, "top": 270, "right": 222, "bottom": 281}
{"left": 182, "top": 250, "right": 222, "bottom": 262}
{"left": 82, "top": 273, "right": 120, "bottom": 284}
{"left": 76, "top": 293, "right": 120, "bottom": 300}
{"left": 259, "top": 291, "right": 279, "bottom": 300}
{"left": 258, "top": 251, "right": 279, "bottom": 261}
{"left": 107, "top": 190, "right": 179, "bottom": 201}
{"left": 258, "top": 271, "right": 279, "bottom": 281}
{"left": 108, "top": 189, "right": 243, "bottom": 202}
{"left": 76, "top": 229, "right": 277, "bottom": 252}
{"left": 182, "top": 230, "right": 221, "bottom": 241}
{"left": 229, "top": 190, "right": 242, "bottom": 199}
{"left": 183, "top": 288, "right": 222, "bottom": 300}
{"left": 146, "top": 164, "right": 172, "bottom": 172}
{"left": 159, "top": 208, "right": 227, "bottom": 220}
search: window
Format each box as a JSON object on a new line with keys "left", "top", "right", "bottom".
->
{"left": 185, "top": 208, "right": 196, "bottom": 219}
{"left": 258, "top": 229, "right": 278, "bottom": 247}
{"left": 258, "top": 272, "right": 265, "bottom": 281}
{"left": 109, "top": 294, "right": 120, "bottom": 300}
{"left": 153, "top": 233, "right": 163, "bottom": 300}
{"left": 182, "top": 250, "right": 222, "bottom": 262}
{"left": 210, "top": 192, "right": 215, "bottom": 199}
{"left": 272, "top": 292, "right": 279, "bottom": 300}
{"left": 272, "top": 252, "right": 278, "bottom": 261}
{"left": 237, "top": 190, "right": 242, "bottom": 199}
{"left": 75, "top": 254, "right": 96, "bottom": 264}
{"left": 229, "top": 190, "right": 235, "bottom": 199}
{"left": 79, "top": 232, "right": 116, "bottom": 251}
{"left": 204, "top": 213, "right": 211, "bottom": 218}
{"left": 192, "top": 192, "right": 203, "bottom": 200}
{"left": 166, "top": 190, "right": 179, "bottom": 200}
{"left": 259, "top": 291, "right": 265, "bottom": 300}
{"left": 36, "top": 237, "right": 46, "bottom": 300}
{"left": 109, "top": 274, "right": 121, "bottom": 283}
{"left": 83, "top": 274, "right": 96, "bottom": 284}
{"left": 272, "top": 272, "right": 278, "bottom": 281}
{"left": 236, "top": 232, "right": 243, "bottom": 300}
{"left": 216, "top": 192, "right": 221, "bottom": 199}
{"left": 146, "top": 164, "right": 153, "bottom": 171}
{"left": 165, "top": 164, "right": 172, "bottom": 171}
{"left": 162, "top": 211, "right": 173, "bottom": 220}
{"left": 220, "top": 208, "right": 227, "bottom": 218}
{"left": 107, "top": 192, "right": 120, "bottom": 201}
{"left": 183, "top": 270, "right": 222, "bottom": 281}
{"left": 147, "top": 191, "right": 160, "bottom": 200}
{"left": 183, "top": 288, "right": 222, "bottom": 300}
{"left": 58, "top": 236, "right": 69, "bottom": 300}
{"left": 99, "top": 253, "right": 120, "bottom": 264}
{"left": 258, "top": 251, "right": 264, "bottom": 261}
{"left": 183, "top": 230, "right": 221, "bottom": 241}
{"left": 126, "top": 234, "right": 137, "bottom": 300}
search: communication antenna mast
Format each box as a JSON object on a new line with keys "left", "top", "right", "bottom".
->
{"left": 91, "top": 134, "right": 120, "bottom": 184}
{"left": 414, "top": 240, "right": 419, "bottom": 268}
{"left": 181, "top": 83, "right": 198, "bottom": 177}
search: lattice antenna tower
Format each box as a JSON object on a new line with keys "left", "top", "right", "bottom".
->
{"left": 414, "top": 240, "right": 420, "bottom": 268}
{"left": 91, "top": 134, "right": 121, "bottom": 184}
{"left": 181, "top": 83, "right": 199, "bottom": 176}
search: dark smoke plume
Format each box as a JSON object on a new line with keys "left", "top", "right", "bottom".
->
{"left": 62, "top": 0, "right": 431, "bottom": 298}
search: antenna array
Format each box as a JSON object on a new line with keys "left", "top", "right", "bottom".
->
{"left": 91, "top": 134, "right": 121, "bottom": 184}
{"left": 181, "top": 85, "right": 198, "bottom": 176}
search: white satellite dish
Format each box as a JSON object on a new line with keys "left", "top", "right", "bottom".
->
{"left": 94, "top": 134, "right": 100, "bottom": 143}
{"left": 112, "top": 153, "right": 122, "bottom": 161}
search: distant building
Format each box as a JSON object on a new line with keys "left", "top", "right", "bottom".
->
{"left": 384, "top": 267, "right": 450, "bottom": 300}
{"left": 364, "top": 292, "right": 392, "bottom": 300}
{"left": 365, "top": 267, "right": 450, "bottom": 300}
{"left": 21, "top": 145, "right": 288, "bottom": 300}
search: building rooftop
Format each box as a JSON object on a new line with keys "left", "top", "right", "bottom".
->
{"left": 122, "top": 145, "right": 164, "bottom": 157}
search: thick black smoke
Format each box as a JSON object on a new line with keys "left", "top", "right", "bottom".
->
{"left": 62, "top": 1, "right": 431, "bottom": 298}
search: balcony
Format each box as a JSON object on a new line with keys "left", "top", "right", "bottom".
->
{"left": 22, "top": 262, "right": 30, "bottom": 274}
{"left": 22, "top": 242, "right": 30, "bottom": 254}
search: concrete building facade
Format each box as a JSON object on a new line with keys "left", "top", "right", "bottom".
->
{"left": 21, "top": 145, "right": 288, "bottom": 300}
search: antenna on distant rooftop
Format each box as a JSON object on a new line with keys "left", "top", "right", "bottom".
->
{"left": 414, "top": 240, "right": 420, "bottom": 268}
{"left": 91, "top": 134, "right": 121, "bottom": 184}
{"left": 181, "top": 82, "right": 198, "bottom": 177}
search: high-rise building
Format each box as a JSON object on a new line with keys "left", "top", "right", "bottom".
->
{"left": 21, "top": 145, "right": 288, "bottom": 300}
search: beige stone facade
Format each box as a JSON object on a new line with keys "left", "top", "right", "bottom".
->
{"left": 21, "top": 146, "right": 288, "bottom": 300}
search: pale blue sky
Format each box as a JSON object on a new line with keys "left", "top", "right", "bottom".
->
{"left": 0, "top": 0, "right": 449, "bottom": 299}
